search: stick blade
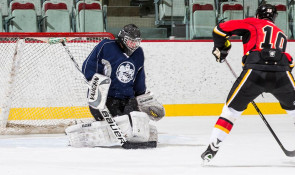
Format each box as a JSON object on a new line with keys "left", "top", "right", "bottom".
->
{"left": 283, "top": 149, "right": 295, "bottom": 157}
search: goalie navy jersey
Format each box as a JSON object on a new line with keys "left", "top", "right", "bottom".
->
{"left": 82, "top": 39, "right": 146, "bottom": 99}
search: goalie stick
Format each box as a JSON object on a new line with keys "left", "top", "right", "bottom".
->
{"left": 48, "top": 37, "right": 127, "bottom": 145}
{"left": 225, "top": 59, "right": 295, "bottom": 157}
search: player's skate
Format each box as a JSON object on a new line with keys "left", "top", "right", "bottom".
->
{"left": 201, "top": 139, "right": 221, "bottom": 163}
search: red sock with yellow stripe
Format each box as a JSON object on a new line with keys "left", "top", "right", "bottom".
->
{"left": 214, "top": 117, "right": 233, "bottom": 134}
{"left": 209, "top": 116, "right": 234, "bottom": 143}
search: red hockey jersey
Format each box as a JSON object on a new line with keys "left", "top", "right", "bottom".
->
{"left": 213, "top": 17, "right": 288, "bottom": 55}
{"left": 213, "top": 17, "right": 293, "bottom": 68}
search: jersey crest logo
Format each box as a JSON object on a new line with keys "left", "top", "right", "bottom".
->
{"left": 116, "top": 62, "right": 135, "bottom": 83}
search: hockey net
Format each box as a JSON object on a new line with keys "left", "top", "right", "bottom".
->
{"left": 0, "top": 32, "right": 115, "bottom": 134}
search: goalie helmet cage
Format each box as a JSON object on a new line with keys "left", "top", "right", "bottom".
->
{"left": 0, "top": 32, "right": 115, "bottom": 135}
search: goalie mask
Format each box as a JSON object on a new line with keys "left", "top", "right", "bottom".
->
{"left": 117, "top": 24, "right": 142, "bottom": 56}
{"left": 256, "top": 4, "right": 278, "bottom": 22}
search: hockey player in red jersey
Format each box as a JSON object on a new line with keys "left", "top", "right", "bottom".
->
{"left": 201, "top": 4, "right": 295, "bottom": 162}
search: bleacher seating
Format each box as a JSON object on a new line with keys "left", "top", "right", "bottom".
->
{"left": 191, "top": 2, "right": 216, "bottom": 38}
{"left": 275, "top": 4, "right": 289, "bottom": 37}
{"left": 192, "top": 0, "right": 214, "bottom": 4}
{"left": 235, "top": 0, "right": 258, "bottom": 17}
{"left": 157, "top": 0, "right": 186, "bottom": 25}
{"left": 265, "top": 0, "right": 289, "bottom": 37}
{"left": 289, "top": 1, "right": 295, "bottom": 38}
{"left": 265, "top": 0, "right": 286, "bottom": 5}
{"left": 0, "top": 0, "right": 291, "bottom": 39}
{"left": 75, "top": 1, "right": 104, "bottom": 32}
{"left": 0, "top": 0, "right": 106, "bottom": 33}
{"left": 0, "top": 0, "right": 6, "bottom": 32}
{"left": 49, "top": 0, "right": 75, "bottom": 14}
{"left": 12, "top": 0, "right": 42, "bottom": 16}
{"left": 42, "top": 1, "right": 72, "bottom": 32}
{"left": 0, "top": 9, "right": 3, "bottom": 32}
{"left": 0, "top": 0, "right": 9, "bottom": 17}
{"left": 49, "top": 0, "right": 77, "bottom": 32}
{"left": 9, "top": 1, "right": 38, "bottom": 32}
{"left": 220, "top": 2, "right": 244, "bottom": 21}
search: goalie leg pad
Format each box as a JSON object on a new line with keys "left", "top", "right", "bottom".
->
{"left": 88, "top": 73, "right": 111, "bottom": 110}
{"left": 148, "top": 124, "right": 158, "bottom": 142}
{"left": 136, "top": 92, "right": 165, "bottom": 121}
{"left": 114, "top": 111, "right": 150, "bottom": 142}
{"left": 65, "top": 121, "right": 118, "bottom": 147}
{"left": 65, "top": 111, "right": 152, "bottom": 147}
{"left": 122, "top": 124, "right": 158, "bottom": 149}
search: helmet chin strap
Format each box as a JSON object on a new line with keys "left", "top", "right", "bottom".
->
{"left": 124, "top": 47, "right": 133, "bottom": 56}
{"left": 118, "top": 41, "right": 124, "bottom": 49}
{"left": 119, "top": 42, "right": 134, "bottom": 56}
{"left": 256, "top": 15, "right": 275, "bottom": 22}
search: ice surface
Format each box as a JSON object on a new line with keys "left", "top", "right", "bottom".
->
{"left": 0, "top": 115, "right": 294, "bottom": 175}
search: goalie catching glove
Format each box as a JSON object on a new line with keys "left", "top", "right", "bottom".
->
{"left": 212, "top": 40, "right": 231, "bottom": 63}
{"left": 136, "top": 91, "right": 165, "bottom": 121}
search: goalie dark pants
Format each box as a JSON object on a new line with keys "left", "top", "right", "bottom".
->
{"left": 226, "top": 69, "right": 295, "bottom": 111}
{"left": 89, "top": 97, "right": 139, "bottom": 121}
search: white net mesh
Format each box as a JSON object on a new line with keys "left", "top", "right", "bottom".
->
{"left": 0, "top": 33, "right": 115, "bottom": 134}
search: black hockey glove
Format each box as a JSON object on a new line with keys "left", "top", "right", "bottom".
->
{"left": 212, "top": 40, "right": 231, "bottom": 63}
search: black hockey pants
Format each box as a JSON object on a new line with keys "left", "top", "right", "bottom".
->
{"left": 226, "top": 69, "right": 295, "bottom": 111}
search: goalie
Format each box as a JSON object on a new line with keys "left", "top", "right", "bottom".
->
{"left": 65, "top": 24, "right": 165, "bottom": 149}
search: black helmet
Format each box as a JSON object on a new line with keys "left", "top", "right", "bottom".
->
{"left": 117, "top": 24, "right": 142, "bottom": 56}
{"left": 256, "top": 4, "right": 278, "bottom": 22}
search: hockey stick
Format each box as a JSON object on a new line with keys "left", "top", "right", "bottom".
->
{"left": 48, "top": 38, "right": 127, "bottom": 145}
{"left": 225, "top": 59, "right": 295, "bottom": 157}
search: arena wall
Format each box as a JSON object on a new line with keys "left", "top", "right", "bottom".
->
{"left": 2, "top": 40, "right": 294, "bottom": 118}
{"left": 141, "top": 40, "right": 295, "bottom": 116}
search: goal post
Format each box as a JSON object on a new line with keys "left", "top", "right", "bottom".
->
{"left": 0, "top": 32, "right": 115, "bottom": 134}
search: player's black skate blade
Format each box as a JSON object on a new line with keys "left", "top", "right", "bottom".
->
{"left": 122, "top": 141, "right": 157, "bottom": 149}
{"left": 201, "top": 145, "right": 218, "bottom": 162}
